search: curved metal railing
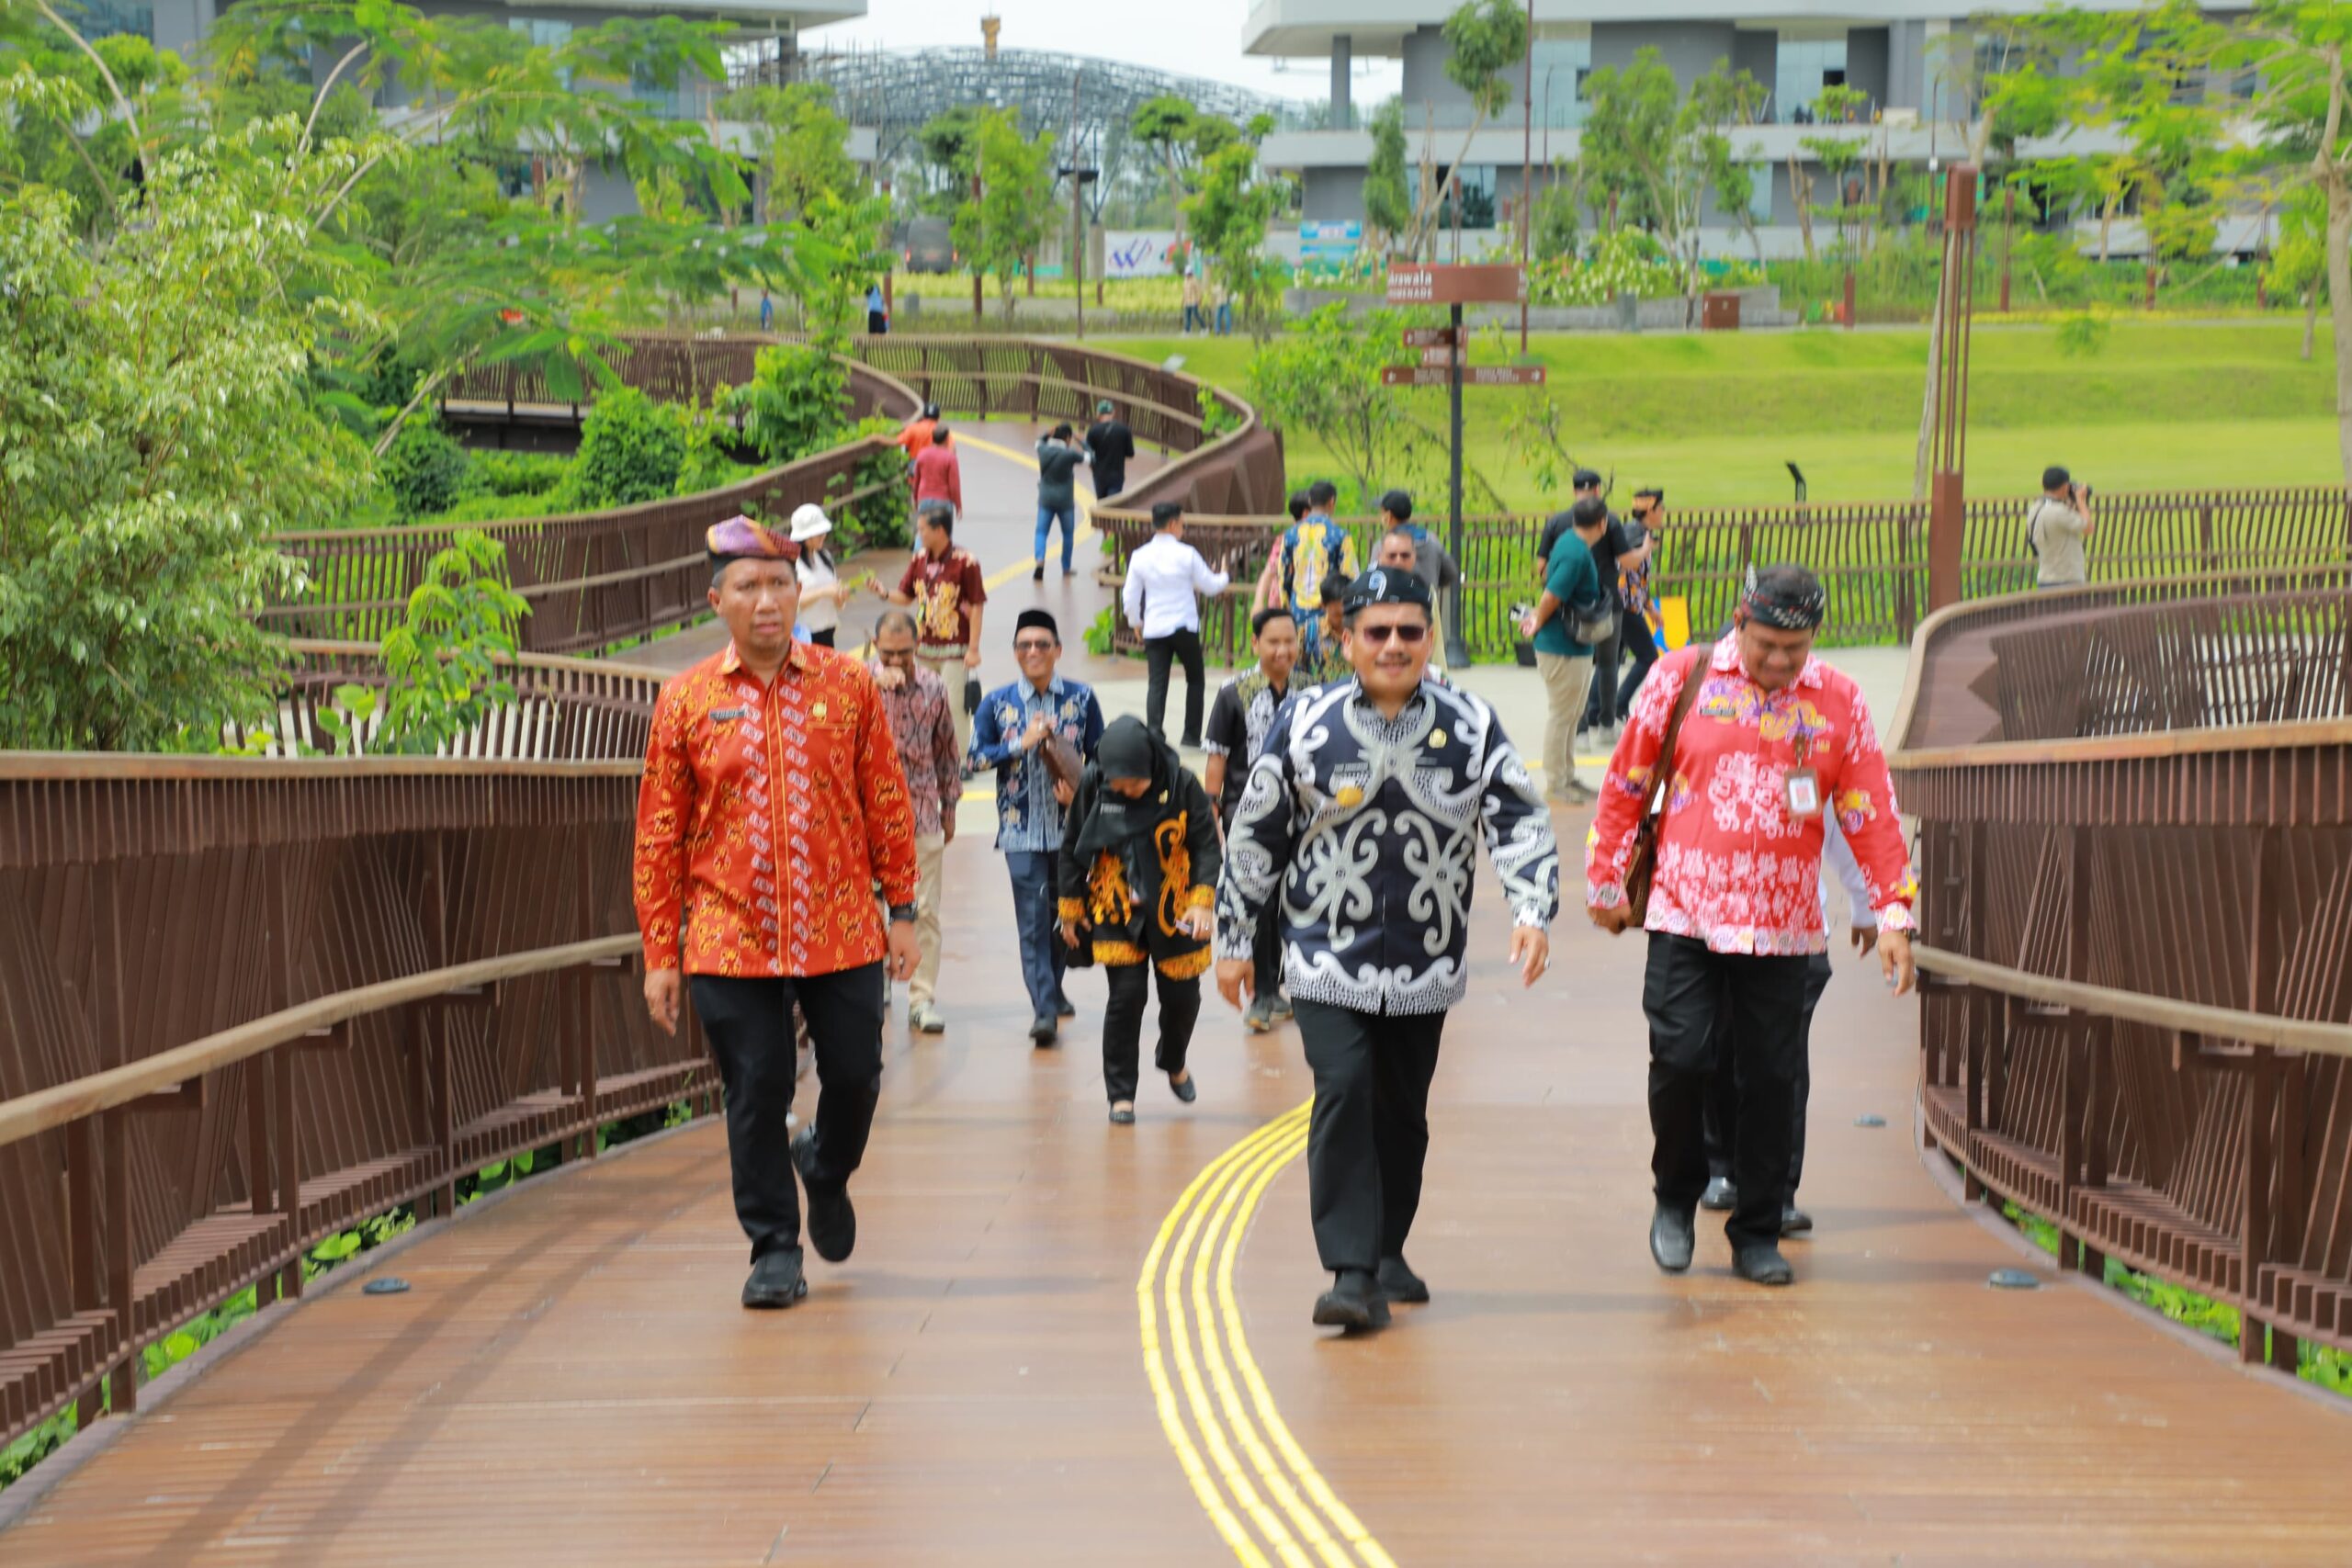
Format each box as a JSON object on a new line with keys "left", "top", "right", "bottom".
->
{"left": 1889, "top": 572, "right": 2352, "bottom": 1370}
{"left": 0, "top": 644, "right": 699, "bottom": 1452}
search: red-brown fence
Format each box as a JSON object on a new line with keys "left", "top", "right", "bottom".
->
{"left": 1891, "top": 570, "right": 2352, "bottom": 1370}
{"left": 0, "top": 645, "right": 704, "bottom": 1450}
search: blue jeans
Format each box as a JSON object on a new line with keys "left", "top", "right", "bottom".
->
{"left": 1215, "top": 302, "right": 1233, "bottom": 335}
{"left": 1005, "top": 851, "right": 1069, "bottom": 1019}
{"left": 1035, "top": 502, "right": 1078, "bottom": 575}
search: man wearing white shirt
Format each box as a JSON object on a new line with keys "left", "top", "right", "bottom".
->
{"left": 1123, "top": 502, "right": 1231, "bottom": 748}
{"left": 1701, "top": 816, "right": 1877, "bottom": 1235}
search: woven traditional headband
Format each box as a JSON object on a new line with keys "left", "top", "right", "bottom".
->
{"left": 1741, "top": 565, "right": 1826, "bottom": 631}
{"left": 707, "top": 514, "right": 799, "bottom": 564}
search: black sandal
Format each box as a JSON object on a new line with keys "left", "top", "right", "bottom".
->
{"left": 1109, "top": 1102, "right": 1136, "bottom": 1125}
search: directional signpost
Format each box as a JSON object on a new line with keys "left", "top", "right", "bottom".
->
{"left": 1384, "top": 265, "right": 1532, "bottom": 666}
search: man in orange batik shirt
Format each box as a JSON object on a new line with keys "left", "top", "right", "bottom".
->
{"left": 634, "top": 514, "right": 921, "bottom": 1312}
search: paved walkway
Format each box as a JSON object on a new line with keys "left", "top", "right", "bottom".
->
{"left": 8, "top": 440, "right": 2348, "bottom": 1563}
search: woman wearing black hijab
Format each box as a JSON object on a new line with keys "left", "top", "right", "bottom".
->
{"left": 1057, "top": 716, "right": 1222, "bottom": 1123}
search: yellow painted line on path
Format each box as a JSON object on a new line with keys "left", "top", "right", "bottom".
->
{"left": 1140, "top": 1100, "right": 1395, "bottom": 1567}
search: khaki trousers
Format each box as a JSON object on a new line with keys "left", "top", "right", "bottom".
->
{"left": 918, "top": 651, "right": 971, "bottom": 755}
{"left": 1535, "top": 650, "right": 1596, "bottom": 798}
{"left": 910, "top": 831, "right": 946, "bottom": 1010}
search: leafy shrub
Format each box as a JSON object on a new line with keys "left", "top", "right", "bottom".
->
{"left": 378, "top": 420, "right": 472, "bottom": 520}
{"left": 726, "top": 340, "right": 849, "bottom": 466}
{"left": 571, "top": 386, "right": 689, "bottom": 507}
{"left": 467, "top": 449, "right": 571, "bottom": 498}
{"left": 1083, "top": 605, "right": 1116, "bottom": 656}
{"left": 2054, "top": 310, "right": 2113, "bottom": 359}
{"left": 838, "top": 415, "right": 910, "bottom": 552}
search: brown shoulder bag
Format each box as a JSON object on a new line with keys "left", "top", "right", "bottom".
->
{"left": 1601, "top": 644, "right": 1712, "bottom": 935}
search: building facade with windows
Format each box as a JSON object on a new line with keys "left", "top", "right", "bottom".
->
{"left": 1250, "top": 0, "right": 2260, "bottom": 257}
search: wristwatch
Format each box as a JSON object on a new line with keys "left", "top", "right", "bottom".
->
{"left": 888, "top": 903, "right": 918, "bottom": 924}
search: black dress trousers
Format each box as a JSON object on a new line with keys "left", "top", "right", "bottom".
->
{"left": 1704, "top": 950, "right": 1834, "bottom": 1190}
{"left": 1101, "top": 961, "right": 1203, "bottom": 1104}
{"left": 1643, "top": 934, "right": 1810, "bottom": 1252}
{"left": 1294, "top": 998, "right": 1446, "bottom": 1275}
{"left": 689, "top": 964, "right": 885, "bottom": 1263}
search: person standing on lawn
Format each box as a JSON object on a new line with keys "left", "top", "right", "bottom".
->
{"left": 1202, "top": 605, "right": 1301, "bottom": 1032}
{"left": 633, "top": 514, "right": 921, "bottom": 1310}
{"left": 1123, "top": 502, "right": 1231, "bottom": 749}
{"left": 869, "top": 609, "right": 964, "bottom": 1036}
{"left": 1058, "top": 717, "right": 1220, "bottom": 1123}
{"left": 969, "top": 609, "right": 1106, "bottom": 1045}
{"left": 1587, "top": 564, "right": 1918, "bottom": 1290}
{"left": 874, "top": 500, "right": 985, "bottom": 754}
{"left": 1215, "top": 567, "right": 1558, "bottom": 1332}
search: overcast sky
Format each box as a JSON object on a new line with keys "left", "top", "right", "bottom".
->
{"left": 806, "top": 0, "right": 1403, "bottom": 104}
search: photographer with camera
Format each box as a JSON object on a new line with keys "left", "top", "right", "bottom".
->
{"left": 2028, "top": 466, "right": 2097, "bottom": 589}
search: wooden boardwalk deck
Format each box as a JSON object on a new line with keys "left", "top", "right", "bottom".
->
{"left": 6, "top": 436, "right": 2347, "bottom": 1562}
{"left": 6, "top": 833, "right": 2349, "bottom": 1563}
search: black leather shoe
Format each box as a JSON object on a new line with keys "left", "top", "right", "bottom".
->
{"left": 1054, "top": 997, "right": 1078, "bottom": 1020}
{"left": 1029, "top": 1014, "right": 1057, "bottom": 1046}
{"left": 792, "top": 1127, "right": 855, "bottom": 1264}
{"left": 1376, "top": 1255, "right": 1430, "bottom": 1304}
{"left": 1311, "top": 1269, "right": 1391, "bottom": 1331}
{"left": 1781, "top": 1204, "right": 1814, "bottom": 1235}
{"left": 1701, "top": 1175, "right": 1737, "bottom": 1212}
{"left": 741, "top": 1248, "right": 808, "bottom": 1309}
{"left": 1649, "top": 1202, "right": 1696, "bottom": 1273}
{"left": 1733, "top": 1242, "right": 1795, "bottom": 1286}
{"left": 1168, "top": 1071, "right": 1197, "bottom": 1103}
{"left": 1108, "top": 1102, "right": 1136, "bottom": 1125}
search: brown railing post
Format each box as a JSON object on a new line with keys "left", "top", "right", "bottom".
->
{"left": 2240, "top": 1044, "right": 2275, "bottom": 1367}
{"left": 64, "top": 1116, "right": 100, "bottom": 1423}
{"left": 244, "top": 1053, "right": 275, "bottom": 1304}
{"left": 274, "top": 1045, "right": 302, "bottom": 1301}
{"left": 103, "top": 1106, "right": 134, "bottom": 1414}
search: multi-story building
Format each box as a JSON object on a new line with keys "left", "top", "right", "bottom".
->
{"left": 1250, "top": 1, "right": 2262, "bottom": 257}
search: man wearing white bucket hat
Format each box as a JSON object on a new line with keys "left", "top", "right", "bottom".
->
{"left": 789, "top": 504, "right": 852, "bottom": 649}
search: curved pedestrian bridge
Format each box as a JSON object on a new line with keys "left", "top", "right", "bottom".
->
{"left": 2, "top": 341, "right": 2347, "bottom": 1560}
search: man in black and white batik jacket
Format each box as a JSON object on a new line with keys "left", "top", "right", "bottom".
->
{"left": 1214, "top": 565, "right": 1558, "bottom": 1334}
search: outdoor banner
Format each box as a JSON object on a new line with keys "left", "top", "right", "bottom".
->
{"left": 1299, "top": 220, "right": 1362, "bottom": 265}
{"left": 1102, "top": 231, "right": 1187, "bottom": 279}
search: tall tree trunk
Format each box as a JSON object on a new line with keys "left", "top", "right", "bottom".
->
{"left": 2302, "top": 282, "right": 2320, "bottom": 362}
{"left": 2326, "top": 170, "right": 2352, "bottom": 490}
{"left": 1786, "top": 153, "right": 1815, "bottom": 264}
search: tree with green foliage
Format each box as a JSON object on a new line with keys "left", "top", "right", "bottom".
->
{"left": 1185, "top": 140, "right": 1283, "bottom": 339}
{"left": 1983, "top": 0, "right": 2352, "bottom": 486}
{"left": 1405, "top": 0, "right": 1529, "bottom": 260}
{"left": 951, "top": 107, "right": 1056, "bottom": 320}
{"left": 1245, "top": 303, "right": 1428, "bottom": 507}
{"left": 2268, "top": 185, "right": 2328, "bottom": 359}
{"left": 1532, "top": 168, "right": 1583, "bottom": 263}
{"left": 1130, "top": 94, "right": 1199, "bottom": 255}
{"left": 719, "top": 81, "right": 859, "bottom": 224}
{"left": 0, "top": 155, "right": 369, "bottom": 750}
{"left": 1362, "top": 98, "right": 1413, "bottom": 254}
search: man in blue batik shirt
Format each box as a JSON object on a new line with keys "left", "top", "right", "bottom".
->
{"left": 969, "top": 608, "right": 1106, "bottom": 1045}
{"left": 1215, "top": 567, "right": 1559, "bottom": 1334}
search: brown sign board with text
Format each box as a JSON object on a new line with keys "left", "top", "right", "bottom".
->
{"left": 1399, "top": 327, "right": 1458, "bottom": 348}
{"left": 1379, "top": 365, "right": 1548, "bottom": 388}
{"left": 1384, "top": 265, "right": 1526, "bottom": 306}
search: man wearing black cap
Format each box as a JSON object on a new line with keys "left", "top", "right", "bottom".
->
{"left": 2028, "top": 465, "right": 2096, "bottom": 588}
{"left": 1588, "top": 564, "right": 1919, "bottom": 1288}
{"left": 1085, "top": 400, "right": 1136, "bottom": 502}
{"left": 634, "top": 516, "right": 922, "bottom": 1310}
{"left": 970, "top": 608, "right": 1106, "bottom": 1043}
{"left": 1216, "top": 566, "right": 1560, "bottom": 1332}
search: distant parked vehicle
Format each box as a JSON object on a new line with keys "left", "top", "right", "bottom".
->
{"left": 898, "top": 218, "right": 955, "bottom": 275}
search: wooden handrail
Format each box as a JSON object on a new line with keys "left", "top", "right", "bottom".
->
{"left": 1914, "top": 943, "right": 2352, "bottom": 1060}
{"left": 0, "top": 935, "right": 641, "bottom": 1153}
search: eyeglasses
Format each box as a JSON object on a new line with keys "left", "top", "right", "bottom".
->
{"left": 1352, "top": 623, "right": 1429, "bottom": 646}
{"left": 1014, "top": 638, "right": 1057, "bottom": 653}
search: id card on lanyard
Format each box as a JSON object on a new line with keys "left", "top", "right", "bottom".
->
{"left": 1785, "top": 732, "right": 1823, "bottom": 821}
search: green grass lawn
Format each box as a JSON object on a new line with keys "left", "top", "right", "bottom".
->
{"left": 1102, "top": 321, "right": 2344, "bottom": 507}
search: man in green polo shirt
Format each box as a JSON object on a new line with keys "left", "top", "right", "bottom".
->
{"left": 1519, "top": 496, "right": 1609, "bottom": 805}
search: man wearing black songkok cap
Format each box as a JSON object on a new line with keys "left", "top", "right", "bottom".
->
{"left": 969, "top": 607, "right": 1105, "bottom": 1044}
{"left": 1215, "top": 566, "right": 1561, "bottom": 1332}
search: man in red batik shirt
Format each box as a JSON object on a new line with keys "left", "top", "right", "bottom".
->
{"left": 1587, "top": 563, "right": 1917, "bottom": 1289}
{"left": 635, "top": 514, "right": 921, "bottom": 1311}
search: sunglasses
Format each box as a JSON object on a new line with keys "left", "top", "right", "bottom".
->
{"left": 1352, "top": 623, "right": 1429, "bottom": 646}
{"left": 1014, "top": 637, "right": 1057, "bottom": 653}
